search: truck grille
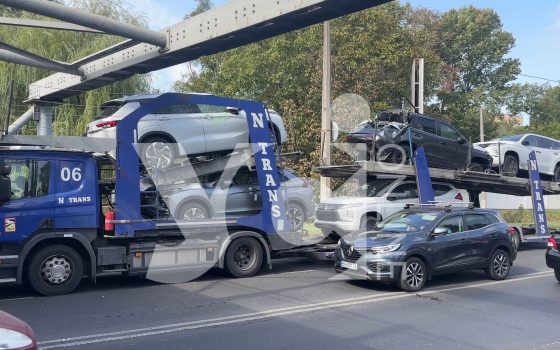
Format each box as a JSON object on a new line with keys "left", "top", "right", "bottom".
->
{"left": 340, "top": 241, "right": 361, "bottom": 261}
{"left": 317, "top": 210, "right": 339, "bottom": 221}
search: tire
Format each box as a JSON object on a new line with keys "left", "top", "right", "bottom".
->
{"left": 555, "top": 268, "right": 560, "bottom": 282}
{"left": 141, "top": 136, "right": 176, "bottom": 170}
{"left": 485, "top": 249, "right": 511, "bottom": 280}
{"left": 501, "top": 154, "right": 519, "bottom": 177}
{"left": 224, "top": 237, "right": 264, "bottom": 278}
{"left": 397, "top": 257, "right": 427, "bottom": 292}
{"left": 553, "top": 165, "right": 560, "bottom": 183}
{"left": 360, "top": 214, "right": 378, "bottom": 231}
{"left": 287, "top": 203, "right": 306, "bottom": 231}
{"left": 28, "top": 245, "right": 84, "bottom": 296}
{"left": 468, "top": 162, "right": 484, "bottom": 172}
{"left": 176, "top": 201, "right": 210, "bottom": 220}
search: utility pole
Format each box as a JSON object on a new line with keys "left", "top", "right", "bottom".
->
{"left": 479, "top": 105, "right": 484, "bottom": 142}
{"left": 411, "top": 58, "right": 424, "bottom": 113}
{"left": 320, "top": 21, "right": 332, "bottom": 200}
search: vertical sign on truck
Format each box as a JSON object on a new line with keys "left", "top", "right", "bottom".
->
{"left": 528, "top": 151, "right": 548, "bottom": 236}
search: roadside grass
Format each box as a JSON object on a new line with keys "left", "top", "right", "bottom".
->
{"left": 500, "top": 209, "right": 560, "bottom": 228}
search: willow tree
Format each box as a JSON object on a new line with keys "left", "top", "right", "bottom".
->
{"left": 0, "top": 0, "right": 151, "bottom": 136}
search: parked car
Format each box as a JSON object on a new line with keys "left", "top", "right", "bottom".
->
{"left": 334, "top": 207, "right": 518, "bottom": 291}
{"left": 315, "top": 178, "right": 469, "bottom": 237}
{"left": 164, "top": 168, "right": 314, "bottom": 231}
{"left": 476, "top": 134, "right": 560, "bottom": 181}
{"left": 546, "top": 234, "right": 560, "bottom": 282}
{"left": 359, "top": 110, "right": 492, "bottom": 171}
{"left": 86, "top": 93, "right": 287, "bottom": 169}
{"left": 0, "top": 310, "right": 37, "bottom": 350}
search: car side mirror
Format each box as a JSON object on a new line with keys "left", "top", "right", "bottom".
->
{"left": 431, "top": 227, "right": 448, "bottom": 236}
{"left": 0, "top": 161, "right": 11, "bottom": 203}
{"left": 521, "top": 139, "right": 529, "bottom": 146}
{"left": 219, "top": 180, "right": 233, "bottom": 189}
{"left": 226, "top": 107, "right": 239, "bottom": 115}
{"left": 457, "top": 137, "right": 467, "bottom": 144}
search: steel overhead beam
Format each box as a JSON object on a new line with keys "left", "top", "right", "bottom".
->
{"left": 0, "top": 16, "right": 102, "bottom": 33}
{"left": 27, "top": 0, "right": 391, "bottom": 102}
{"left": 0, "top": 0, "right": 167, "bottom": 47}
{"left": 0, "top": 42, "right": 81, "bottom": 75}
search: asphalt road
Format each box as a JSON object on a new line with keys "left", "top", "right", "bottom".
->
{"left": 1, "top": 243, "right": 558, "bottom": 350}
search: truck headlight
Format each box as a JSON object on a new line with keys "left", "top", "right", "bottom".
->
{"left": 370, "top": 244, "right": 401, "bottom": 254}
{"left": 0, "top": 328, "right": 34, "bottom": 349}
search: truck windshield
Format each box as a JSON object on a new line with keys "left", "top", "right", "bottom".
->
{"left": 377, "top": 211, "right": 439, "bottom": 232}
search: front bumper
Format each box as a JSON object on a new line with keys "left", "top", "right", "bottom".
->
{"left": 545, "top": 248, "right": 560, "bottom": 269}
{"left": 333, "top": 247, "right": 405, "bottom": 281}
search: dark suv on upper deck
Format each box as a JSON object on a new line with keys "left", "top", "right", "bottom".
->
{"left": 369, "top": 111, "right": 493, "bottom": 171}
{"left": 335, "top": 207, "right": 517, "bottom": 291}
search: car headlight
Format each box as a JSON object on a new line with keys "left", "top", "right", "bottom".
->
{"left": 370, "top": 244, "right": 401, "bottom": 254}
{"left": 0, "top": 328, "right": 34, "bottom": 349}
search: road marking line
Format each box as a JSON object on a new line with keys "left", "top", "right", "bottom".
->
{"left": 0, "top": 296, "right": 34, "bottom": 302}
{"left": 38, "top": 271, "right": 553, "bottom": 349}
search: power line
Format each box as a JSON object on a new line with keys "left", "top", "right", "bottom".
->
{"left": 519, "top": 73, "right": 560, "bottom": 84}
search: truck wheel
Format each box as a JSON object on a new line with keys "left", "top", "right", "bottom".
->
{"left": 28, "top": 245, "right": 84, "bottom": 296}
{"left": 485, "top": 249, "right": 511, "bottom": 280}
{"left": 553, "top": 165, "right": 560, "bottom": 183}
{"left": 397, "top": 257, "right": 427, "bottom": 292}
{"left": 225, "top": 237, "right": 263, "bottom": 278}
{"left": 512, "top": 229, "right": 521, "bottom": 251}
{"left": 555, "top": 268, "right": 560, "bottom": 282}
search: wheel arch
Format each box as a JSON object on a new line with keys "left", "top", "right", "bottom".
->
{"left": 491, "top": 243, "right": 513, "bottom": 265}
{"left": 139, "top": 131, "right": 177, "bottom": 144}
{"left": 218, "top": 231, "right": 272, "bottom": 270}
{"left": 18, "top": 231, "right": 96, "bottom": 284}
{"left": 361, "top": 211, "right": 382, "bottom": 223}
{"left": 405, "top": 252, "right": 431, "bottom": 279}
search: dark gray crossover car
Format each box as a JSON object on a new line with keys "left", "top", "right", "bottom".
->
{"left": 164, "top": 168, "right": 314, "bottom": 231}
{"left": 335, "top": 207, "right": 517, "bottom": 291}
{"left": 546, "top": 234, "right": 560, "bottom": 282}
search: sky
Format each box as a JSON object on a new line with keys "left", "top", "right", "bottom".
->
{"left": 134, "top": 0, "right": 560, "bottom": 92}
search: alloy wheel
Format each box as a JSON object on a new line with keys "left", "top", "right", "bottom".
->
{"left": 405, "top": 262, "right": 424, "bottom": 288}
{"left": 144, "top": 142, "right": 173, "bottom": 169}
{"left": 493, "top": 253, "right": 509, "bottom": 277}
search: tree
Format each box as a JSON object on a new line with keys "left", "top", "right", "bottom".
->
{"left": 431, "top": 6, "right": 520, "bottom": 139}
{"left": 184, "top": 0, "right": 213, "bottom": 19}
{"left": 0, "top": 0, "right": 150, "bottom": 136}
{"left": 505, "top": 83, "right": 547, "bottom": 122}
{"left": 533, "top": 86, "right": 560, "bottom": 125}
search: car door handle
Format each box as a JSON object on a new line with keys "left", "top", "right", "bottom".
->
{"left": 439, "top": 141, "right": 446, "bottom": 145}
{"left": 460, "top": 238, "right": 468, "bottom": 242}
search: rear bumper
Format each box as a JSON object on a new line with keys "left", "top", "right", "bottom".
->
{"left": 546, "top": 249, "right": 560, "bottom": 269}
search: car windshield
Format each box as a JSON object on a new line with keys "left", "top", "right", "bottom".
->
{"left": 96, "top": 102, "right": 125, "bottom": 119}
{"left": 377, "top": 211, "right": 440, "bottom": 232}
{"left": 496, "top": 134, "right": 523, "bottom": 142}
{"left": 361, "top": 179, "right": 398, "bottom": 197}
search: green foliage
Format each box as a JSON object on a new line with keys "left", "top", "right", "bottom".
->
{"left": 0, "top": 0, "right": 150, "bottom": 136}
{"left": 184, "top": 0, "right": 213, "bottom": 19}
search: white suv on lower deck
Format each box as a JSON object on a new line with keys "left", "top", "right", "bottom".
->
{"left": 314, "top": 178, "right": 469, "bottom": 237}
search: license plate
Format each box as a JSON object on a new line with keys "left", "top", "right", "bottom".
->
{"left": 341, "top": 260, "right": 358, "bottom": 270}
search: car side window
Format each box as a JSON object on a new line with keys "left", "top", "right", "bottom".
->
{"left": 439, "top": 123, "right": 462, "bottom": 140}
{"left": 154, "top": 104, "right": 201, "bottom": 114}
{"left": 390, "top": 183, "right": 418, "bottom": 199}
{"left": 524, "top": 135, "right": 538, "bottom": 147}
{"left": 233, "top": 171, "right": 255, "bottom": 185}
{"left": 465, "top": 214, "right": 488, "bottom": 230}
{"left": 433, "top": 184, "right": 452, "bottom": 196}
{"left": 6, "top": 160, "right": 51, "bottom": 200}
{"left": 414, "top": 117, "right": 437, "bottom": 135}
{"left": 435, "top": 215, "right": 463, "bottom": 234}
{"left": 537, "top": 137, "right": 555, "bottom": 149}
{"left": 484, "top": 213, "right": 501, "bottom": 225}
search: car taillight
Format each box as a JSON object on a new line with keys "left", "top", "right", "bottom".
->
{"left": 346, "top": 135, "right": 353, "bottom": 142}
{"left": 548, "top": 236, "right": 558, "bottom": 251}
{"left": 96, "top": 120, "right": 118, "bottom": 128}
{"left": 507, "top": 227, "right": 517, "bottom": 237}
{"left": 302, "top": 179, "right": 311, "bottom": 187}
{"left": 455, "top": 193, "right": 463, "bottom": 201}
